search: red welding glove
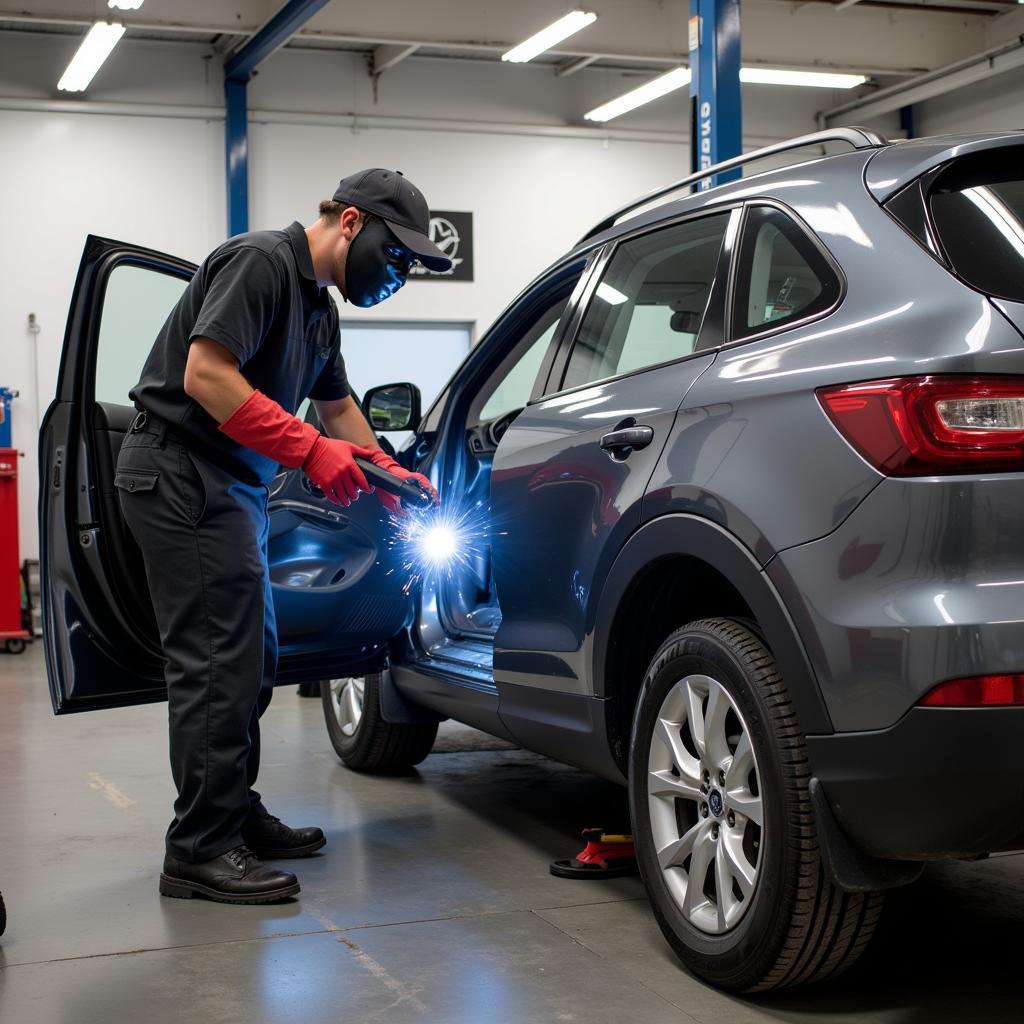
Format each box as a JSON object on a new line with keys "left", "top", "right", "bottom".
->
{"left": 218, "top": 390, "right": 320, "bottom": 467}
{"left": 302, "top": 436, "right": 375, "bottom": 506}
{"left": 218, "top": 390, "right": 373, "bottom": 506}
{"left": 367, "top": 448, "right": 438, "bottom": 515}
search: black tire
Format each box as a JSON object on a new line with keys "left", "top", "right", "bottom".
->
{"left": 320, "top": 671, "right": 438, "bottom": 772}
{"left": 5, "top": 639, "right": 25, "bottom": 655}
{"left": 629, "top": 618, "right": 883, "bottom": 992}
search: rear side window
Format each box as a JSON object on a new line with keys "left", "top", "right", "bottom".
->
{"left": 928, "top": 149, "right": 1024, "bottom": 303}
{"left": 732, "top": 206, "right": 840, "bottom": 340}
{"left": 562, "top": 212, "right": 729, "bottom": 390}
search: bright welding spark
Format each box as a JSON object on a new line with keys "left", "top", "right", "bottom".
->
{"left": 385, "top": 498, "right": 493, "bottom": 595}
{"left": 419, "top": 525, "right": 458, "bottom": 566}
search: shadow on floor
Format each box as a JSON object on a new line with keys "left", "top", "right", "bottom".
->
{"left": 758, "top": 854, "right": 1024, "bottom": 1023}
{"left": 422, "top": 745, "right": 1024, "bottom": 1022}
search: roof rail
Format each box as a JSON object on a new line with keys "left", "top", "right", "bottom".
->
{"left": 579, "top": 126, "right": 889, "bottom": 243}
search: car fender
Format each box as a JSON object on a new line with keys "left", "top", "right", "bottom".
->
{"left": 590, "top": 513, "right": 834, "bottom": 736}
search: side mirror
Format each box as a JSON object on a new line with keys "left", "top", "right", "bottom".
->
{"left": 362, "top": 382, "right": 421, "bottom": 432}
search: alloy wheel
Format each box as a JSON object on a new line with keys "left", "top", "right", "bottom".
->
{"left": 646, "top": 673, "right": 764, "bottom": 934}
{"left": 329, "top": 676, "right": 365, "bottom": 737}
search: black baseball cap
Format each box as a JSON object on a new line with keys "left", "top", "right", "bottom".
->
{"left": 332, "top": 168, "right": 453, "bottom": 272}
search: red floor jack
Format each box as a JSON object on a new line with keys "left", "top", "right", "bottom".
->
{"left": 550, "top": 828, "right": 639, "bottom": 879}
{"left": 0, "top": 448, "right": 30, "bottom": 655}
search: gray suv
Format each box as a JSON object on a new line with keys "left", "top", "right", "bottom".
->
{"left": 42, "top": 128, "right": 1024, "bottom": 993}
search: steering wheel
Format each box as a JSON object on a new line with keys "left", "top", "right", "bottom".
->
{"left": 486, "top": 408, "right": 523, "bottom": 448}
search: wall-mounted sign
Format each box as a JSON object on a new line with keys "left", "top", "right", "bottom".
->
{"left": 409, "top": 211, "right": 473, "bottom": 282}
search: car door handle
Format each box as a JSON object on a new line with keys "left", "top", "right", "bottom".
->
{"left": 599, "top": 425, "right": 654, "bottom": 456}
{"left": 269, "top": 499, "right": 348, "bottom": 527}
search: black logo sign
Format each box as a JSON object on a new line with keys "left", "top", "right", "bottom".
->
{"left": 409, "top": 211, "right": 473, "bottom": 282}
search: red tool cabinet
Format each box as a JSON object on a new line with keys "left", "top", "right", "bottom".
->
{"left": 0, "top": 448, "right": 30, "bottom": 653}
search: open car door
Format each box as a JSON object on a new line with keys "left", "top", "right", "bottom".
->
{"left": 41, "top": 235, "right": 411, "bottom": 714}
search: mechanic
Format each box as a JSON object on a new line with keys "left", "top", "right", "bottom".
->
{"left": 115, "top": 169, "right": 451, "bottom": 905}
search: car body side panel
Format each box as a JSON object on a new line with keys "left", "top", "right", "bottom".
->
{"left": 992, "top": 298, "right": 1024, "bottom": 340}
{"left": 587, "top": 513, "right": 833, "bottom": 735}
{"left": 645, "top": 155, "right": 1024, "bottom": 564}
{"left": 490, "top": 353, "right": 716, "bottom": 698}
{"left": 769, "top": 471, "right": 1024, "bottom": 732}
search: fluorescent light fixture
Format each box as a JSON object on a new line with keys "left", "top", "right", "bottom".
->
{"left": 58, "top": 21, "right": 125, "bottom": 92}
{"left": 108, "top": 0, "right": 144, "bottom": 9}
{"left": 596, "top": 282, "right": 629, "bottom": 306}
{"left": 502, "top": 10, "right": 597, "bottom": 63}
{"left": 584, "top": 63, "right": 866, "bottom": 122}
{"left": 740, "top": 67, "right": 867, "bottom": 89}
{"left": 584, "top": 67, "right": 691, "bottom": 122}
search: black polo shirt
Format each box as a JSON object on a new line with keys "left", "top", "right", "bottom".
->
{"left": 130, "top": 221, "right": 350, "bottom": 484}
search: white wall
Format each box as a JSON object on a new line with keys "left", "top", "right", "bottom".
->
{"left": 915, "top": 66, "right": 1024, "bottom": 136}
{"left": 0, "top": 104, "right": 224, "bottom": 562}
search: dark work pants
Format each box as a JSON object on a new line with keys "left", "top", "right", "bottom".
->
{"left": 116, "top": 418, "right": 276, "bottom": 863}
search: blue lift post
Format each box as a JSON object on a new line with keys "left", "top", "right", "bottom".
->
{"left": 688, "top": 0, "right": 742, "bottom": 190}
{"left": 223, "top": 0, "right": 332, "bottom": 237}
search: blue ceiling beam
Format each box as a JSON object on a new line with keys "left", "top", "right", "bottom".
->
{"left": 689, "top": 0, "right": 742, "bottom": 190}
{"left": 225, "top": 0, "right": 332, "bottom": 82}
{"left": 223, "top": 0, "right": 332, "bottom": 236}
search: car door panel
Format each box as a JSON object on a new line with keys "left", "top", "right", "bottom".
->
{"left": 489, "top": 354, "right": 716, "bottom": 697}
{"left": 489, "top": 209, "right": 735, "bottom": 705}
{"left": 267, "top": 467, "right": 412, "bottom": 653}
{"left": 42, "top": 235, "right": 411, "bottom": 714}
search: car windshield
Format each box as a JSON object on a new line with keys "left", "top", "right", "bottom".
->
{"left": 928, "top": 147, "right": 1024, "bottom": 303}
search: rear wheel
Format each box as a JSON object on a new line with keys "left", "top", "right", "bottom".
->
{"left": 629, "top": 617, "right": 883, "bottom": 992}
{"left": 320, "top": 672, "right": 438, "bottom": 772}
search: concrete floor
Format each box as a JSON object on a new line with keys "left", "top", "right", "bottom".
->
{"left": 1, "top": 644, "right": 1023, "bottom": 1023}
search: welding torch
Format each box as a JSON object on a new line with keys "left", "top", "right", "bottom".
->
{"left": 354, "top": 457, "right": 435, "bottom": 511}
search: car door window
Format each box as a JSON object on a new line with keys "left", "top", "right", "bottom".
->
{"left": 473, "top": 297, "right": 569, "bottom": 425}
{"left": 732, "top": 206, "right": 840, "bottom": 340}
{"left": 478, "top": 314, "right": 561, "bottom": 423}
{"left": 94, "top": 263, "right": 189, "bottom": 406}
{"left": 562, "top": 212, "right": 729, "bottom": 391}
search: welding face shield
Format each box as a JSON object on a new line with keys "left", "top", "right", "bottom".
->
{"left": 344, "top": 217, "right": 416, "bottom": 308}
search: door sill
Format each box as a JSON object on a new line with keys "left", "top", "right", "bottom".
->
{"left": 412, "top": 635, "right": 495, "bottom": 689}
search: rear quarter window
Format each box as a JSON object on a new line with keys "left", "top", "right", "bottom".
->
{"left": 731, "top": 205, "right": 841, "bottom": 341}
{"left": 928, "top": 148, "right": 1024, "bottom": 303}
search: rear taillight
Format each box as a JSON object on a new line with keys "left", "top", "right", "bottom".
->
{"left": 817, "top": 376, "right": 1024, "bottom": 475}
{"left": 920, "top": 675, "right": 1024, "bottom": 707}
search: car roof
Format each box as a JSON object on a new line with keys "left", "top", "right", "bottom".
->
{"left": 567, "top": 129, "right": 1024, "bottom": 262}
{"left": 563, "top": 148, "right": 873, "bottom": 261}
{"left": 863, "top": 130, "right": 1024, "bottom": 202}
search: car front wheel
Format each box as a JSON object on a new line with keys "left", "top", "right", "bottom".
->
{"left": 629, "top": 617, "right": 883, "bottom": 992}
{"left": 320, "top": 671, "right": 438, "bottom": 772}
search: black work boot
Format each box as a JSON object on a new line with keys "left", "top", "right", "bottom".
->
{"left": 160, "top": 845, "right": 300, "bottom": 904}
{"left": 241, "top": 810, "right": 326, "bottom": 859}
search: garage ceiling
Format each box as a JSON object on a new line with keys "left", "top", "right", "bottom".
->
{"left": 2, "top": 0, "right": 1024, "bottom": 85}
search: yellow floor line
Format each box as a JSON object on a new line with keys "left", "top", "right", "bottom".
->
{"left": 87, "top": 771, "right": 135, "bottom": 810}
